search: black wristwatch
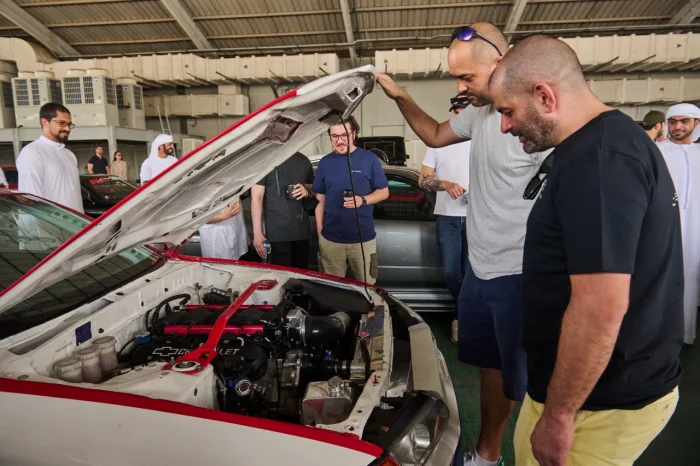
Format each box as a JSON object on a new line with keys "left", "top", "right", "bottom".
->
{"left": 361, "top": 196, "right": 367, "bottom": 206}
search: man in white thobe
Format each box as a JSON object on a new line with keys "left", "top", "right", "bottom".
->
{"left": 16, "top": 103, "right": 83, "bottom": 213}
{"left": 657, "top": 103, "right": 700, "bottom": 344}
{"left": 140, "top": 133, "right": 177, "bottom": 184}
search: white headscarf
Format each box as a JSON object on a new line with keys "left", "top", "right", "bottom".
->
{"left": 666, "top": 104, "right": 700, "bottom": 142}
{"left": 149, "top": 133, "right": 174, "bottom": 159}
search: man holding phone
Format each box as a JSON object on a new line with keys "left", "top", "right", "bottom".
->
{"left": 252, "top": 152, "right": 315, "bottom": 269}
{"left": 312, "top": 117, "right": 389, "bottom": 284}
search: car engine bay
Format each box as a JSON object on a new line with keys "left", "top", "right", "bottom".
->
{"left": 40, "top": 275, "right": 397, "bottom": 431}
{"left": 119, "top": 278, "right": 375, "bottom": 425}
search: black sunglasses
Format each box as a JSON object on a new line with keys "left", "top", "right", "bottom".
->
{"left": 450, "top": 26, "right": 503, "bottom": 57}
{"left": 523, "top": 152, "right": 555, "bottom": 200}
{"left": 449, "top": 92, "right": 470, "bottom": 112}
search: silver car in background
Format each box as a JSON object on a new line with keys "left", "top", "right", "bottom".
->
{"left": 179, "top": 165, "right": 450, "bottom": 311}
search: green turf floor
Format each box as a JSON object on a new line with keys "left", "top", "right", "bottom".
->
{"left": 422, "top": 312, "right": 700, "bottom": 466}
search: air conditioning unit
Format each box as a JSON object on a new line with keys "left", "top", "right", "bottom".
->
{"left": 0, "top": 74, "right": 16, "bottom": 129}
{"left": 12, "top": 71, "right": 63, "bottom": 128}
{"left": 182, "top": 137, "right": 204, "bottom": 154}
{"left": 61, "top": 69, "right": 119, "bottom": 127}
{"left": 115, "top": 77, "right": 146, "bottom": 129}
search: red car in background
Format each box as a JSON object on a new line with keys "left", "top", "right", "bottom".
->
{"left": 1, "top": 166, "right": 17, "bottom": 190}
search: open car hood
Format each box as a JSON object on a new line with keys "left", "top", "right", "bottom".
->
{"left": 0, "top": 65, "right": 377, "bottom": 313}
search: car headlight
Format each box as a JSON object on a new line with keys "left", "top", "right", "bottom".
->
{"left": 374, "top": 392, "right": 450, "bottom": 466}
{"left": 393, "top": 423, "right": 432, "bottom": 464}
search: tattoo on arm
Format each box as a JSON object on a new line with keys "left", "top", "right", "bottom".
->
{"left": 420, "top": 174, "right": 442, "bottom": 192}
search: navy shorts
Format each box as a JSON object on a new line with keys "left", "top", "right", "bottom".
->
{"left": 457, "top": 261, "right": 527, "bottom": 402}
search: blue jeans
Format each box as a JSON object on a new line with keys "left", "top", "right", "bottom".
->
{"left": 436, "top": 215, "right": 468, "bottom": 317}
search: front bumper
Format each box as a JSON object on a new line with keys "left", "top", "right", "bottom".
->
{"left": 384, "top": 294, "right": 462, "bottom": 466}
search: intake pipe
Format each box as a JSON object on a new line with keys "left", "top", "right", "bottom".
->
{"left": 286, "top": 309, "right": 352, "bottom": 347}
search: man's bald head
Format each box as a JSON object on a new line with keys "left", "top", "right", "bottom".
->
{"left": 490, "top": 35, "right": 609, "bottom": 153}
{"left": 490, "top": 35, "right": 586, "bottom": 96}
{"left": 447, "top": 23, "right": 509, "bottom": 106}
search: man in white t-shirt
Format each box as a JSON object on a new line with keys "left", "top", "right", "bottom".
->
{"left": 0, "top": 167, "right": 7, "bottom": 188}
{"left": 140, "top": 133, "right": 177, "bottom": 184}
{"left": 420, "top": 95, "right": 471, "bottom": 343}
{"left": 16, "top": 103, "right": 83, "bottom": 213}
{"left": 378, "top": 23, "right": 549, "bottom": 466}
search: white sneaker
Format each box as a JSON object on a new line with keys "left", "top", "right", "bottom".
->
{"left": 451, "top": 319, "right": 458, "bottom": 343}
{"left": 464, "top": 450, "right": 504, "bottom": 466}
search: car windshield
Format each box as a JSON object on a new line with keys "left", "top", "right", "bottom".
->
{"left": 0, "top": 193, "right": 163, "bottom": 340}
{"left": 83, "top": 177, "right": 136, "bottom": 202}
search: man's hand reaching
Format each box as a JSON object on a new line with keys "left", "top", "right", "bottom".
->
{"left": 376, "top": 74, "right": 406, "bottom": 100}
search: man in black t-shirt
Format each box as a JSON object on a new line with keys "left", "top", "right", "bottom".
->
{"left": 251, "top": 152, "right": 314, "bottom": 269}
{"left": 87, "top": 145, "right": 109, "bottom": 175}
{"left": 490, "top": 36, "right": 683, "bottom": 466}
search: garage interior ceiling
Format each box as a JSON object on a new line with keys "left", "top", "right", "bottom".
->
{"left": 0, "top": 0, "right": 699, "bottom": 59}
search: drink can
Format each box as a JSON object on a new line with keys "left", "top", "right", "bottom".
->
{"left": 263, "top": 240, "right": 271, "bottom": 264}
{"left": 286, "top": 184, "right": 297, "bottom": 200}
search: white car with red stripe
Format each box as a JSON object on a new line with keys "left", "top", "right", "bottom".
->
{"left": 0, "top": 66, "right": 461, "bottom": 466}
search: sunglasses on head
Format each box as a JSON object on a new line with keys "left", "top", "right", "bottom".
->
{"left": 523, "top": 152, "right": 555, "bottom": 200}
{"left": 450, "top": 26, "right": 503, "bottom": 57}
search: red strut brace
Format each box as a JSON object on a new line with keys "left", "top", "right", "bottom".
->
{"left": 172, "top": 279, "right": 277, "bottom": 371}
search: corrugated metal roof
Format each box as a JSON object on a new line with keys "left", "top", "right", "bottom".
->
{"left": 55, "top": 23, "right": 187, "bottom": 44}
{"left": 0, "top": 15, "right": 18, "bottom": 28}
{"left": 1, "top": 0, "right": 699, "bottom": 58}
{"left": 210, "top": 34, "right": 348, "bottom": 50}
{"left": 183, "top": 0, "right": 339, "bottom": 17}
{"left": 522, "top": 0, "right": 677, "bottom": 23}
{"left": 26, "top": 1, "right": 171, "bottom": 25}
{"left": 196, "top": 15, "right": 344, "bottom": 37}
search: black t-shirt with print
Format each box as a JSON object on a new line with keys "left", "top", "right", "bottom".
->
{"left": 523, "top": 110, "right": 683, "bottom": 411}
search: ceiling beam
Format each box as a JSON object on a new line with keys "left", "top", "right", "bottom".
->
{"left": 339, "top": 0, "right": 358, "bottom": 66}
{"left": 668, "top": 0, "right": 700, "bottom": 24}
{"left": 0, "top": 13, "right": 671, "bottom": 32}
{"left": 0, "top": 0, "right": 79, "bottom": 56}
{"left": 70, "top": 30, "right": 346, "bottom": 46}
{"left": 67, "top": 15, "right": 677, "bottom": 47}
{"left": 504, "top": 0, "right": 528, "bottom": 40}
{"left": 159, "top": 0, "right": 212, "bottom": 50}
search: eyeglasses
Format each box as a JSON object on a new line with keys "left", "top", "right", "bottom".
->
{"left": 450, "top": 26, "right": 503, "bottom": 57}
{"left": 523, "top": 152, "right": 555, "bottom": 200}
{"left": 330, "top": 134, "right": 349, "bottom": 141}
{"left": 50, "top": 119, "right": 76, "bottom": 129}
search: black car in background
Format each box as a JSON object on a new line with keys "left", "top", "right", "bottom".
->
{"left": 80, "top": 175, "right": 138, "bottom": 218}
{"left": 356, "top": 136, "right": 410, "bottom": 166}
